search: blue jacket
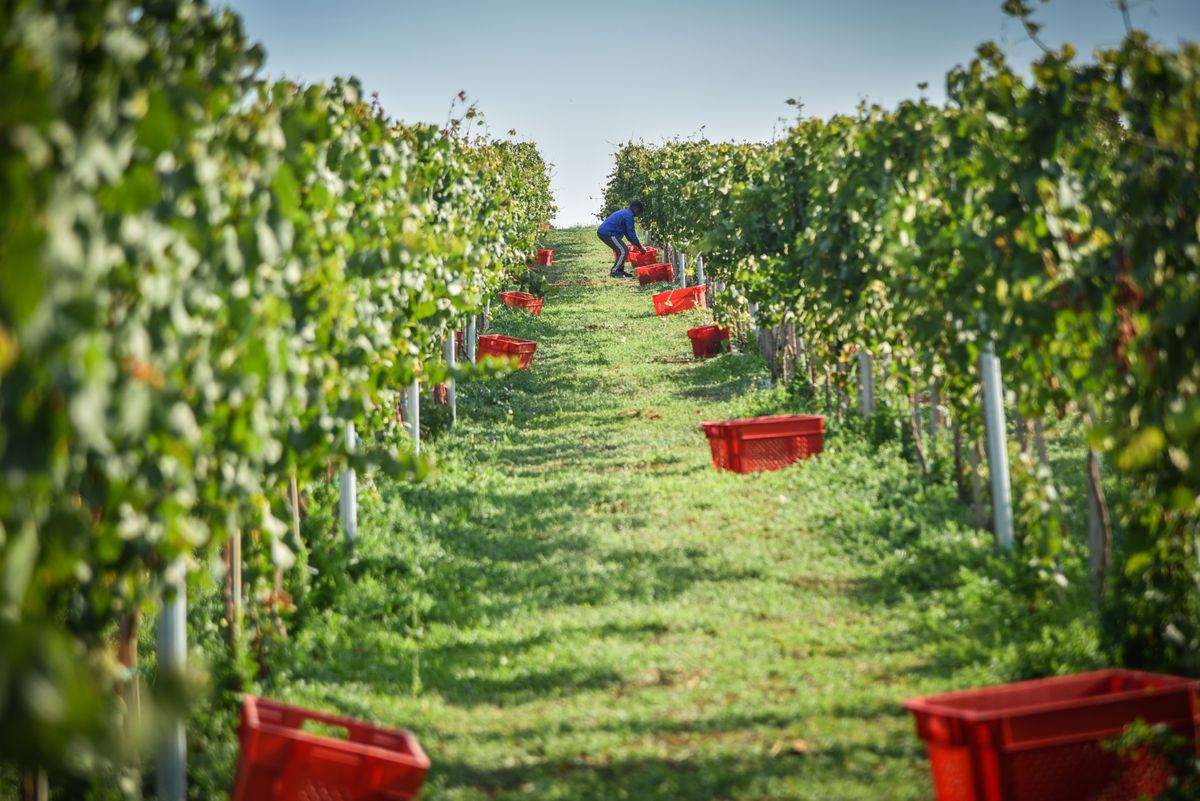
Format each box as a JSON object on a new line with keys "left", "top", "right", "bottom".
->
{"left": 597, "top": 207, "right": 642, "bottom": 247}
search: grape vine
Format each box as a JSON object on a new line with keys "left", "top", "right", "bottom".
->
{"left": 0, "top": 0, "right": 554, "bottom": 778}
{"left": 603, "top": 24, "right": 1200, "bottom": 674}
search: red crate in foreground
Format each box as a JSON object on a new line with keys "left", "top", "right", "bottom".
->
{"left": 687, "top": 325, "right": 731, "bottom": 358}
{"left": 701, "top": 415, "right": 824, "bottom": 473}
{"left": 636, "top": 263, "right": 674, "bottom": 285}
{"left": 231, "top": 695, "right": 430, "bottom": 801}
{"left": 477, "top": 334, "right": 537, "bottom": 368}
{"left": 903, "top": 669, "right": 1200, "bottom": 801}
{"left": 535, "top": 249, "right": 553, "bottom": 266}
{"left": 652, "top": 285, "right": 706, "bottom": 315}
{"left": 499, "top": 291, "right": 544, "bottom": 316}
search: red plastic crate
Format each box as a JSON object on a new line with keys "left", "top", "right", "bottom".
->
{"left": 627, "top": 248, "right": 658, "bottom": 267}
{"left": 687, "top": 325, "right": 731, "bottom": 358}
{"left": 231, "top": 695, "right": 430, "bottom": 801}
{"left": 477, "top": 334, "right": 537, "bottom": 368}
{"left": 652, "top": 286, "right": 707, "bottom": 315}
{"left": 903, "top": 669, "right": 1200, "bottom": 801}
{"left": 499, "top": 291, "right": 544, "bottom": 316}
{"left": 636, "top": 263, "right": 674, "bottom": 285}
{"left": 701, "top": 415, "right": 824, "bottom": 473}
{"left": 613, "top": 247, "right": 657, "bottom": 264}
{"left": 535, "top": 249, "right": 553, "bottom": 266}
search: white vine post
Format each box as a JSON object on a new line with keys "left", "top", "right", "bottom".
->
{"left": 339, "top": 422, "right": 357, "bottom": 544}
{"left": 443, "top": 336, "right": 457, "bottom": 424}
{"left": 466, "top": 318, "right": 477, "bottom": 363}
{"left": 407, "top": 377, "right": 420, "bottom": 455}
{"left": 679, "top": 252, "right": 688, "bottom": 288}
{"left": 695, "top": 254, "right": 705, "bottom": 287}
{"left": 929, "top": 377, "right": 941, "bottom": 461}
{"left": 482, "top": 301, "right": 490, "bottom": 333}
{"left": 980, "top": 340, "right": 1014, "bottom": 549}
{"left": 858, "top": 350, "right": 875, "bottom": 417}
{"left": 228, "top": 528, "right": 242, "bottom": 642}
{"left": 156, "top": 556, "right": 187, "bottom": 801}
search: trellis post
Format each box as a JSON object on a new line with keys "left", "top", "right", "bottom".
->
{"left": 980, "top": 340, "right": 1014, "bottom": 549}
{"left": 339, "top": 422, "right": 357, "bottom": 544}
{"left": 466, "top": 318, "right": 477, "bottom": 363}
{"left": 858, "top": 350, "right": 875, "bottom": 417}
{"left": 930, "top": 377, "right": 941, "bottom": 456}
{"left": 443, "top": 336, "right": 457, "bottom": 424}
{"left": 407, "top": 377, "right": 420, "bottom": 455}
{"left": 156, "top": 557, "right": 187, "bottom": 801}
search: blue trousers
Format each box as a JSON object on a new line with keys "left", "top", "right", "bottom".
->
{"left": 598, "top": 232, "right": 628, "bottom": 274}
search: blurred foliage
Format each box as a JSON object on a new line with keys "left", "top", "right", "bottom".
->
{"left": 0, "top": 0, "right": 554, "bottom": 784}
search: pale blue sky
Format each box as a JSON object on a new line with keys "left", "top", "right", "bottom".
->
{"left": 222, "top": 0, "right": 1200, "bottom": 225}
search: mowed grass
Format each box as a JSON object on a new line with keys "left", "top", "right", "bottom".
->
{"left": 276, "top": 227, "right": 992, "bottom": 800}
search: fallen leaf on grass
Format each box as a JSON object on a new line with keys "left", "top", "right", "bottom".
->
{"left": 769, "top": 738, "right": 815, "bottom": 757}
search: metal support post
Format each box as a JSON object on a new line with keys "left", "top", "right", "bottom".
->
{"left": 858, "top": 350, "right": 874, "bottom": 417}
{"left": 443, "top": 336, "right": 457, "bottom": 424}
{"left": 407, "top": 377, "right": 420, "bottom": 455}
{"left": 156, "top": 558, "right": 187, "bottom": 801}
{"left": 981, "top": 341, "right": 1014, "bottom": 549}
{"left": 339, "top": 422, "right": 357, "bottom": 544}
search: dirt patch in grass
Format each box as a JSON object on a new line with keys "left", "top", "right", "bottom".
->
{"left": 786, "top": 574, "right": 863, "bottom": 592}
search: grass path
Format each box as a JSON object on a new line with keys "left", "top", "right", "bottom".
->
{"left": 283, "top": 226, "right": 952, "bottom": 800}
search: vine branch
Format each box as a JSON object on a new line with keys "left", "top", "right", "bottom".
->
{"left": 1118, "top": 0, "right": 1134, "bottom": 35}
{"left": 1002, "top": 0, "right": 1053, "bottom": 55}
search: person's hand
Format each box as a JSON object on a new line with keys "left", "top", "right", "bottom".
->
{"left": 637, "top": 245, "right": 646, "bottom": 254}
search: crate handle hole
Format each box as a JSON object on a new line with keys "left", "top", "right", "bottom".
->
{"left": 300, "top": 719, "right": 351, "bottom": 740}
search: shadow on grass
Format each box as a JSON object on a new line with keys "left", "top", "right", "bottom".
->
{"left": 432, "top": 739, "right": 923, "bottom": 801}
{"left": 291, "top": 455, "right": 768, "bottom": 702}
{"left": 387, "top": 473, "right": 762, "bottom": 623}
{"left": 664, "top": 352, "right": 761, "bottom": 404}
{"left": 296, "top": 542, "right": 764, "bottom": 707}
{"left": 541, "top": 229, "right": 596, "bottom": 263}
